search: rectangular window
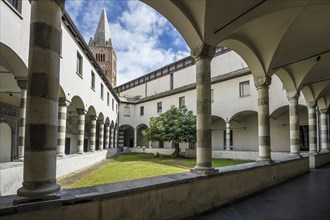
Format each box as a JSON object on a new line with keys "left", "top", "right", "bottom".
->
{"left": 170, "top": 74, "right": 173, "bottom": 90}
{"left": 157, "top": 102, "right": 162, "bottom": 113}
{"left": 112, "top": 98, "right": 114, "bottom": 111}
{"left": 116, "top": 104, "right": 118, "bottom": 113}
{"left": 179, "top": 96, "right": 185, "bottom": 108}
{"left": 211, "top": 89, "right": 214, "bottom": 103}
{"left": 76, "top": 52, "right": 83, "bottom": 76}
{"left": 140, "top": 106, "right": 144, "bottom": 116}
{"left": 124, "top": 107, "right": 130, "bottom": 117}
{"left": 91, "top": 71, "right": 95, "bottom": 89}
{"left": 107, "top": 92, "right": 110, "bottom": 106}
{"left": 6, "top": 0, "right": 21, "bottom": 12}
{"left": 100, "top": 83, "right": 104, "bottom": 99}
{"left": 239, "top": 81, "right": 250, "bottom": 97}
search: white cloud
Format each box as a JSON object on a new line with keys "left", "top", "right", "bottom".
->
{"left": 66, "top": 0, "right": 189, "bottom": 86}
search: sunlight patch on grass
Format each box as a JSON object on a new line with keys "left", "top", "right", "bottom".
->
{"left": 68, "top": 161, "right": 186, "bottom": 188}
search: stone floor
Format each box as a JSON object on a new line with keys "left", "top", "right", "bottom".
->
{"left": 187, "top": 164, "right": 330, "bottom": 220}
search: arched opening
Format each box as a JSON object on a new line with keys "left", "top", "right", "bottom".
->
{"left": 66, "top": 96, "right": 85, "bottom": 154}
{"left": 230, "top": 110, "right": 258, "bottom": 151}
{"left": 211, "top": 116, "right": 226, "bottom": 150}
{"left": 119, "top": 125, "right": 134, "bottom": 148}
{"left": 270, "top": 105, "right": 308, "bottom": 152}
{"left": 0, "top": 122, "right": 12, "bottom": 163}
{"left": 136, "top": 124, "right": 148, "bottom": 147}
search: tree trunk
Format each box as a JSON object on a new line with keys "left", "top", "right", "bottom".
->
{"left": 171, "top": 142, "right": 180, "bottom": 158}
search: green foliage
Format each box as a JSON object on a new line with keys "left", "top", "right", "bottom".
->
{"left": 142, "top": 105, "right": 196, "bottom": 144}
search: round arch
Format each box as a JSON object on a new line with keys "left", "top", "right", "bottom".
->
{"left": 136, "top": 124, "right": 148, "bottom": 147}
{"left": 0, "top": 122, "right": 12, "bottom": 163}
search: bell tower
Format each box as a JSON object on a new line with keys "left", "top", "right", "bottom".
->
{"left": 88, "top": 9, "right": 117, "bottom": 87}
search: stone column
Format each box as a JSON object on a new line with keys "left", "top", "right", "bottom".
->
{"left": 16, "top": 0, "right": 65, "bottom": 203}
{"left": 114, "top": 128, "right": 118, "bottom": 148}
{"left": 226, "top": 119, "right": 231, "bottom": 151}
{"left": 110, "top": 127, "right": 114, "bottom": 148}
{"left": 320, "top": 109, "right": 329, "bottom": 152}
{"left": 98, "top": 121, "right": 104, "bottom": 151}
{"left": 89, "top": 116, "right": 97, "bottom": 152}
{"left": 134, "top": 128, "right": 137, "bottom": 148}
{"left": 254, "top": 76, "right": 273, "bottom": 163}
{"left": 118, "top": 130, "right": 124, "bottom": 148}
{"left": 104, "top": 123, "right": 110, "bottom": 149}
{"left": 149, "top": 141, "right": 152, "bottom": 148}
{"left": 57, "top": 98, "right": 69, "bottom": 157}
{"left": 307, "top": 102, "right": 317, "bottom": 154}
{"left": 190, "top": 43, "right": 216, "bottom": 174}
{"left": 17, "top": 80, "right": 27, "bottom": 160}
{"left": 287, "top": 91, "right": 301, "bottom": 157}
{"left": 77, "top": 108, "right": 85, "bottom": 154}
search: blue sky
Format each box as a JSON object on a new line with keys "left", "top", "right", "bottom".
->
{"left": 65, "top": 0, "right": 190, "bottom": 86}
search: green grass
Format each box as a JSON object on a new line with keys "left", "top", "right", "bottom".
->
{"left": 67, "top": 153, "right": 251, "bottom": 188}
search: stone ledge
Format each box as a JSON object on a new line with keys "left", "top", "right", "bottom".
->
{"left": 0, "top": 156, "right": 308, "bottom": 219}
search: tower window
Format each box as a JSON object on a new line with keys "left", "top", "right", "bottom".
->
{"left": 107, "top": 92, "right": 110, "bottom": 106}
{"left": 170, "top": 74, "right": 173, "bottom": 90}
{"left": 112, "top": 98, "right": 114, "bottom": 111}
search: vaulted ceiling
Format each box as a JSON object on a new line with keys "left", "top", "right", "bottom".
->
{"left": 142, "top": 0, "right": 330, "bottom": 109}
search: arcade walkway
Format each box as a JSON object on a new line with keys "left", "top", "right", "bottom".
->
{"left": 188, "top": 164, "right": 330, "bottom": 220}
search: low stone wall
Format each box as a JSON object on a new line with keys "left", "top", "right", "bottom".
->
{"left": 185, "top": 149, "right": 289, "bottom": 160}
{"left": 129, "top": 147, "right": 175, "bottom": 155}
{"left": 309, "top": 152, "right": 330, "bottom": 168}
{"left": 0, "top": 157, "right": 309, "bottom": 220}
{"left": 0, "top": 149, "right": 117, "bottom": 196}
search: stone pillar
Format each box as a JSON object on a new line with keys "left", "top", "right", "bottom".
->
{"left": 77, "top": 108, "right": 85, "bottom": 154}
{"left": 110, "top": 127, "right": 114, "bottom": 148}
{"left": 98, "top": 121, "right": 104, "bottom": 151}
{"left": 254, "top": 76, "right": 273, "bottom": 163}
{"left": 17, "top": 80, "right": 27, "bottom": 160}
{"left": 118, "top": 130, "right": 124, "bottom": 148}
{"left": 287, "top": 91, "right": 301, "bottom": 157}
{"left": 190, "top": 43, "right": 216, "bottom": 174}
{"left": 320, "top": 109, "right": 329, "bottom": 152}
{"left": 307, "top": 102, "right": 317, "bottom": 154}
{"left": 114, "top": 128, "right": 118, "bottom": 148}
{"left": 57, "top": 98, "right": 69, "bottom": 157}
{"left": 16, "top": 0, "right": 65, "bottom": 203}
{"left": 226, "top": 119, "right": 231, "bottom": 151}
{"left": 89, "top": 116, "right": 97, "bottom": 152}
{"left": 149, "top": 141, "right": 152, "bottom": 148}
{"left": 104, "top": 123, "right": 110, "bottom": 149}
{"left": 134, "top": 128, "right": 137, "bottom": 148}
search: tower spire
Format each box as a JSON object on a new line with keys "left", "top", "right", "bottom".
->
{"left": 89, "top": 8, "right": 112, "bottom": 47}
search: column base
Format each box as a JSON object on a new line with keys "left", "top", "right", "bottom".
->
{"left": 308, "top": 151, "right": 319, "bottom": 155}
{"left": 77, "top": 151, "right": 84, "bottom": 154}
{"left": 15, "top": 183, "right": 61, "bottom": 205}
{"left": 320, "top": 148, "right": 329, "bottom": 153}
{"left": 15, "top": 157, "right": 24, "bottom": 162}
{"left": 191, "top": 165, "right": 218, "bottom": 175}
{"left": 289, "top": 153, "right": 302, "bottom": 158}
{"left": 57, "top": 153, "right": 65, "bottom": 157}
{"left": 256, "top": 157, "right": 274, "bottom": 164}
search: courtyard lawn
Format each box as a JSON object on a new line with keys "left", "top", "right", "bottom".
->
{"left": 64, "top": 153, "right": 251, "bottom": 189}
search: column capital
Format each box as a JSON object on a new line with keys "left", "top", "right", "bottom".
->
{"left": 50, "top": 0, "right": 66, "bottom": 12}
{"left": 76, "top": 108, "right": 85, "bottom": 115}
{"left": 16, "top": 80, "right": 28, "bottom": 89}
{"left": 254, "top": 75, "right": 272, "bottom": 89}
{"left": 319, "top": 108, "right": 328, "bottom": 114}
{"left": 59, "top": 97, "right": 70, "bottom": 107}
{"left": 286, "top": 91, "right": 300, "bottom": 101}
{"left": 90, "top": 115, "right": 97, "bottom": 120}
{"left": 307, "top": 101, "right": 316, "bottom": 108}
{"left": 191, "top": 43, "right": 215, "bottom": 61}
